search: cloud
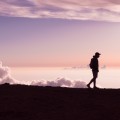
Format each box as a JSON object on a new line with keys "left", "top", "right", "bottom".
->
{"left": 0, "top": 0, "right": 120, "bottom": 22}
{"left": 31, "top": 78, "right": 87, "bottom": 88}
{"left": 0, "top": 61, "right": 87, "bottom": 88}
{"left": 0, "top": 62, "right": 15, "bottom": 84}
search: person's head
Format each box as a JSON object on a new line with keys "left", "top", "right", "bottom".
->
{"left": 95, "top": 52, "right": 101, "bottom": 58}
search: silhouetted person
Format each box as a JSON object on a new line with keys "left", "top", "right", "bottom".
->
{"left": 87, "top": 52, "right": 101, "bottom": 89}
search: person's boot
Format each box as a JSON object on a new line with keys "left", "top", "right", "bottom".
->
{"left": 94, "top": 86, "right": 99, "bottom": 89}
{"left": 87, "top": 84, "right": 91, "bottom": 88}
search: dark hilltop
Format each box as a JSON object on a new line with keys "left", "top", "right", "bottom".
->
{"left": 0, "top": 84, "right": 120, "bottom": 120}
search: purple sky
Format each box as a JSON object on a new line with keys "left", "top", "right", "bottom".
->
{"left": 0, "top": 0, "right": 120, "bottom": 67}
{"left": 0, "top": 0, "right": 120, "bottom": 22}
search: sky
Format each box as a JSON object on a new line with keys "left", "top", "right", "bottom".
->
{"left": 0, "top": 0, "right": 120, "bottom": 67}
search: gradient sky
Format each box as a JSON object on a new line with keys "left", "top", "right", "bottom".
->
{"left": 0, "top": 0, "right": 120, "bottom": 67}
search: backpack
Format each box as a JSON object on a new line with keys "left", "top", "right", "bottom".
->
{"left": 89, "top": 58, "right": 94, "bottom": 69}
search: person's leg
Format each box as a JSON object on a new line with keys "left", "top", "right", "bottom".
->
{"left": 93, "top": 71, "right": 98, "bottom": 88}
{"left": 93, "top": 77, "right": 96, "bottom": 88}
{"left": 88, "top": 78, "right": 94, "bottom": 86}
{"left": 87, "top": 70, "right": 95, "bottom": 88}
{"left": 87, "top": 71, "right": 98, "bottom": 88}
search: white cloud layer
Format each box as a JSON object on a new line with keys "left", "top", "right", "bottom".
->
{"left": 0, "top": 61, "right": 87, "bottom": 88}
{"left": 0, "top": 62, "right": 15, "bottom": 84}
{"left": 31, "top": 78, "right": 87, "bottom": 88}
{"left": 0, "top": 0, "right": 120, "bottom": 22}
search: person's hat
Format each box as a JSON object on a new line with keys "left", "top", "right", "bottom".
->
{"left": 95, "top": 52, "right": 101, "bottom": 56}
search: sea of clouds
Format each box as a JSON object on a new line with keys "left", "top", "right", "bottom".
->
{"left": 0, "top": 62, "right": 87, "bottom": 88}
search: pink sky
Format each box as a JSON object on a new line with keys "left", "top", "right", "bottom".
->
{"left": 0, "top": 0, "right": 120, "bottom": 67}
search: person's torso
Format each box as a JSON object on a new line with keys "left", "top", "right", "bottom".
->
{"left": 91, "top": 57, "right": 99, "bottom": 70}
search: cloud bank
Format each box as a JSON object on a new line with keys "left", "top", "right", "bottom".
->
{"left": 0, "top": 62, "right": 87, "bottom": 88}
{"left": 31, "top": 78, "right": 87, "bottom": 88}
{"left": 0, "top": 62, "right": 15, "bottom": 84}
{"left": 0, "top": 0, "right": 120, "bottom": 22}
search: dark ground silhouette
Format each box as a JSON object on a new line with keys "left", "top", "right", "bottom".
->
{"left": 0, "top": 84, "right": 120, "bottom": 120}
